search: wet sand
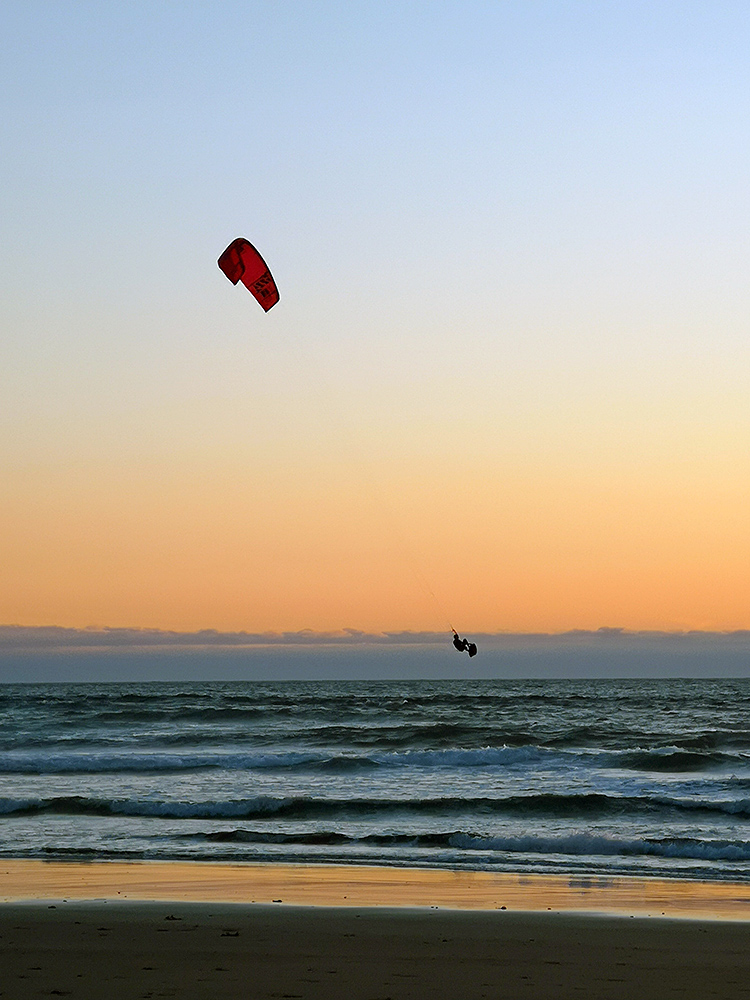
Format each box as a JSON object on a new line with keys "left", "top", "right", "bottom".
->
{"left": 2, "top": 861, "right": 750, "bottom": 998}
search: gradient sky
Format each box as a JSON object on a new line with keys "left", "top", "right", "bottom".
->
{"left": 3, "top": 1, "right": 750, "bottom": 636}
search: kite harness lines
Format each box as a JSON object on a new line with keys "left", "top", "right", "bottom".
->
{"left": 218, "top": 236, "right": 475, "bottom": 658}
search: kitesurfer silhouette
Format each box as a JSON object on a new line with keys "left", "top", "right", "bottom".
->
{"left": 452, "top": 630, "right": 476, "bottom": 655}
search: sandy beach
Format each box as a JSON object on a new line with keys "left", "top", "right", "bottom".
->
{"left": 2, "top": 862, "right": 750, "bottom": 999}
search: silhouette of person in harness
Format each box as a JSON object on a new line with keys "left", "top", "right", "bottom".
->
{"left": 452, "top": 630, "right": 477, "bottom": 657}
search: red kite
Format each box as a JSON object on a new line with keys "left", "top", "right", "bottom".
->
{"left": 218, "top": 238, "right": 279, "bottom": 312}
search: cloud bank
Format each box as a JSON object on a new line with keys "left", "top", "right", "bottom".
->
{"left": 1, "top": 625, "right": 750, "bottom": 682}
{"left": 2, "top": 624, "right": 750, "bottom": 651}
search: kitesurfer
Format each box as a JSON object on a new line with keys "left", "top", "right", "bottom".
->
{"left": 452, "top": 630, "right": 477, "bottom": 655}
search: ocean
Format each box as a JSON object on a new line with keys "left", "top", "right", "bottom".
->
{"left": 1, "top": 678, "right": 749, "bottom": 881}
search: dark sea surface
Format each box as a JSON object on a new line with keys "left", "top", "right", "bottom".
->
{"left": 1, "top": 679, "right": 750, "bottom": 881}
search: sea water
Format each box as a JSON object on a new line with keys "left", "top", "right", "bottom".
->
{"left": 1, "top": 678, "right": 749, "bottom": 881}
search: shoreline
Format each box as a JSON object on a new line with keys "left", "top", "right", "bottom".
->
{"left": 3, "top": 858, "right": 750, "bottom": 918}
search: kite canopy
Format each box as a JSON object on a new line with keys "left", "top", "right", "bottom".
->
{"left": 218, "top": 238, "right": 279, "bottom": 312}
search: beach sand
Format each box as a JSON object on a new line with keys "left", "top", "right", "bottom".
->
{"left": 2, "top": 861, "right": 750, "bottom": 998}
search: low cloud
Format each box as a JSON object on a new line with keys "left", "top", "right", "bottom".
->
{"left": 2, "top": 624, "right": 750, "bottom": 651}
{"left": 2, "top": 625, "right": 750, "bottom": 682}
{"left": 0, "top": 625, "right": 448, "bottom": 650}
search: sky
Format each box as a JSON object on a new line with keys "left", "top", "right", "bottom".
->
{"left": 3, "top": 1, "right": 750, "bottom": 647}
